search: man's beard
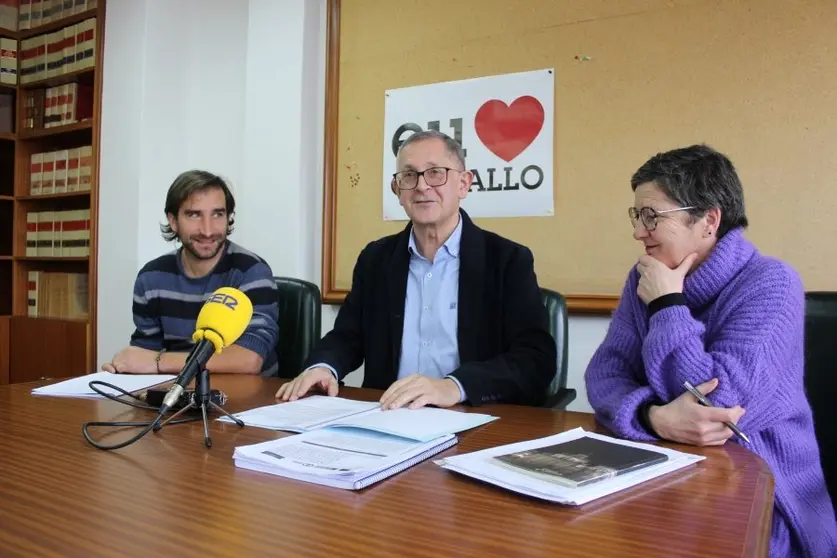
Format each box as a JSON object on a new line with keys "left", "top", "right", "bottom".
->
{"left": 181, "top": 234, "right": 225, "bottom": 260}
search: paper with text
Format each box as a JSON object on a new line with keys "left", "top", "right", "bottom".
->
{"left": 254, "top": 429, "right": 419, "bottom": 475}
{"left": 220, "top": 395, "right": 498, "bottom": 441}
{"left": 233, "top": 427, "right": 458, "bottom": 489}
{"left": 326, "top": 407, "right": 498, "bottom": 442}
{"left": 30, "top": 372, "right": 176, "bottom": 398}
{"left": 218, "top": 396, "right": 380, "bottom": 432}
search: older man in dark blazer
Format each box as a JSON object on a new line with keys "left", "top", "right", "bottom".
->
{"left": 277, "top": 131, "right": 555, "bottom": 410}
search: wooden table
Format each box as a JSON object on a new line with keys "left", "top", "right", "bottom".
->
{"left": 0, "top": 376, "right": 774, "bottom": 557}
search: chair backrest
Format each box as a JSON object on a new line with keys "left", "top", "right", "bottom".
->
{"left": 273, "top": 277, "right": 322, "bottom": 378}
{"left": 540, "top": 288, "right": 569, "bottom": 396}
{"left": 804, "top": 291, "right": 837, "bottom": 513}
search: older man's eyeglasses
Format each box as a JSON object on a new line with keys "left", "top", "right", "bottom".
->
{"left": 392, "top": 166, "right": 459, "bottom": 190}
{"left": 628, "top": 206, "right": 695, "bottom": 231}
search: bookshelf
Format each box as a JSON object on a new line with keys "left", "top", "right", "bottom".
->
{"left": 0, "top": 0, "right": 104, "bottom": 384}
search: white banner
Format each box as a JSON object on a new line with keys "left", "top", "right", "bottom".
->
{"left": 382, "top": 69, "right": 555, "bottom": 220}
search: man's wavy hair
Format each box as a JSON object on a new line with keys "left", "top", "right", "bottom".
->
{"left": 160, "top": 170, "right": 236, "bottom": 242}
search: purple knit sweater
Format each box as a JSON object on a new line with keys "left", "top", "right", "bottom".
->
{"left": 585, "top": 228, "right": 837, "bottom": 558}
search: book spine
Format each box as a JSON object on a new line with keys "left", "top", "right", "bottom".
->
{"left": 40, "top": 150, "right": 54, "bottom": 193}
{"left": 30, "top": 152, "right": 42, "bottom": 195}
{"left": 26, "top": 212, "right": 38, "bottom": 256}
{"left": 28, "top": 271, "right": 39, "bottom": 317}
{"left": 63, "top": 22, "right": 76, "bottom": 73}
{"left": 53, "top": 149, "right": 68, "bottom": 193}
{"left": 19, "top": 0, "right": 31, "bottom": 30}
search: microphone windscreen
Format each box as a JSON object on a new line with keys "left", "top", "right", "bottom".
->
{"left": 192, "top": 287, "right": 254, "bottom": 352}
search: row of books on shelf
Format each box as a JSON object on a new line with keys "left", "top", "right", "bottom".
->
{"left": 25, "top": 209, "right": 91, "bottom": 257}
{"left": 22, "top": 81, "right": 92, "bottom": 129}
{"left": 0, "top": 18, "right": 96, "bottom": 86}
{"left": 29, "top": 145, "right": 92, "bottom": 194}
{"left": 20, "top": 17, "right": 95, "bottom": 84}
{"left": 0, "top": 0, "right": 96, "bottom": 32}
{"left": 27, "top": 270, "right": 88, "bottom": 320}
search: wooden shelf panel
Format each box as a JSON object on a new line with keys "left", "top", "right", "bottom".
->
{"left": 4, "top": 1, "right": 103, "bottom": 381}
{"left": 0, "top": 315, "right": 8, "bottom": 385}
{"left": 9, "top": 316, "right": 89, "bottom": 383}
{"left": 17, "top": 256, "right": 89, "bottom": 262}
{"left": 20, "top": 68, "right": 95, "bottom": 91}
{"left": 9, "top": 314, "right": 88, "bottom": 324}
{"left": 15, "top": 8, "right": 99, "bottom": 40}
{"left": 0, "top": 201, "right": 10, "bottom": 256}
{"left": 18, "top": 120, "right": 93, "bottom": 140}
{"left": 17, "top": 191, "right": 91, "bottom": 201}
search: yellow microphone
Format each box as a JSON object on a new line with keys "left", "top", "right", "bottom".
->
{"left": 192, "top": 287, "right": 254, "bottom": 353}
{"left": 159, "top": 287, "right": 253, "bottom": 414}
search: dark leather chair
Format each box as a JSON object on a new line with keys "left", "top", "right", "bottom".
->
{"left": 803, "top": 292, "right": 837, "bottom": 515}
{"left": 540, "top": 288, "right": 575, "bottom": 409}
{"left": 274, "top": 277, "right": 322, "bottom": 378}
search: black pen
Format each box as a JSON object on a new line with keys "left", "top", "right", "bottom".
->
{"left": 683, "top": 381, "right": 751, "bottom": 444}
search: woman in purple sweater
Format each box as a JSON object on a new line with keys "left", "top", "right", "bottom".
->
{"left": 585, "top": 144, "right": 836, "bottom": 557}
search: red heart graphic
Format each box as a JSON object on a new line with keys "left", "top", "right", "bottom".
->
{"left": 474, "top": 96, "right": 545, "bottom": 162}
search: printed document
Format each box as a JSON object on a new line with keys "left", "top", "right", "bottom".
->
{"left": 220, "top": 395, "right": 498, "bottom": 441}
{"left": 31, "top": 372, "right": 176, "bottom": 398}
{"left": 234, "top": 427, "right": 457, "bottom": 490}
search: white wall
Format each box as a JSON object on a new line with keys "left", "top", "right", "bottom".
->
{"left": 97, "top": 0, "right": 608, "bottom": 412}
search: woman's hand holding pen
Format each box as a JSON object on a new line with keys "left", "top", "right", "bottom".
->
{"left": 648, "top": 378, "right": 746, "bottom": 446}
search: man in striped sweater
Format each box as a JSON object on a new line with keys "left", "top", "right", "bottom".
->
{"left": 102, "top": 170, "right": 280, "bottom": 376}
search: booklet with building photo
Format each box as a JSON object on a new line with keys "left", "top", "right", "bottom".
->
{"left": 493, "top": 435, "right": 669, "bottom": 489}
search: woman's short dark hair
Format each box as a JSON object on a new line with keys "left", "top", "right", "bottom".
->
{"left": 160, "top": 170, "right": 236, "bottom": 242}
{"left": 630, "top": 144, "right": 749, "bottom": 238}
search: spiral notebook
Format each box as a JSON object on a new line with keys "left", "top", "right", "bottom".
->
{"left": 233, "top": 428, "right": 458, "bottom": 490}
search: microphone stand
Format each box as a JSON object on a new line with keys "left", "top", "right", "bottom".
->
{"left": 152, "top": 368, "right": 245, "bottom": 448}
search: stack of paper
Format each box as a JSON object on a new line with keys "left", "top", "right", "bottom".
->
{"left": 31, "top": 372, "right": 175, "bottom": 398}
{"left": 435, "top": 427, "right": 705, "bottom": 505}
{"left": 231, "top": 396, "right": 499, "bottom": 490}
{"left": 219, "top": 395, "right": 380, "bottom": 432}
{"left": 234, "top": 428, "right": 458, "bottom": 490}
{"left": 219, "top": 395, "right": 499, "bottom": 439}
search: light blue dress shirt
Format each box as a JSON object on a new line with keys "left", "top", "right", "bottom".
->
{"left": 398, "top": 216, "right": 465, "bottom": 400}
{"left": 313, "top": 216, "right": 466, "bottom": 401}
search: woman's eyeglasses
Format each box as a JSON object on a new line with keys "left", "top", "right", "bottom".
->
{"left": 628, "top": 206, "right": 695, "bottom": 231}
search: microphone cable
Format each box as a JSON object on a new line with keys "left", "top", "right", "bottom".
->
{"left": 81, "top": 380, "right": 200, "bottom": 451}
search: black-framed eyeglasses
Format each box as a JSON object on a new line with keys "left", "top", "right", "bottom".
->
{"left": 628, "top": 206, "right": 695, "bottom": 231}
{"left": 391, "top": 166, "right": 460, "bottom": 190}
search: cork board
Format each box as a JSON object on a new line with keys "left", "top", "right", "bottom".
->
{"left": 321, "top": 0, "right": 837, "bottom": 312}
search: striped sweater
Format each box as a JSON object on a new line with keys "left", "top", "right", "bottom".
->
{"left": 130, "top": 241, "right": 280, "bottom": 375}
{"left": 585, "top": 228, "right": 836, "bottom": 558}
